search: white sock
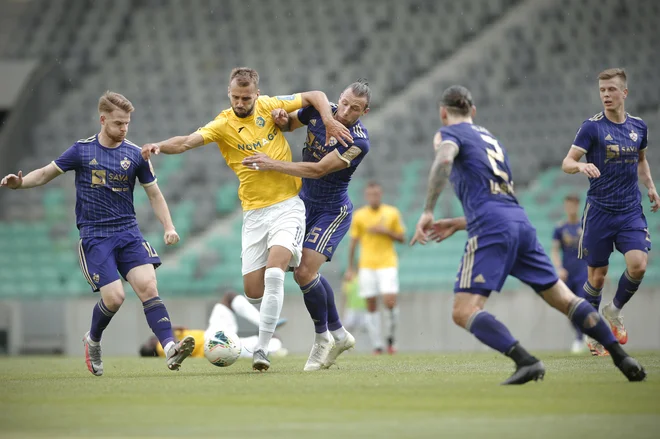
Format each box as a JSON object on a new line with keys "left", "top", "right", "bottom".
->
{"left": 231, "top": 294, "right": 261, "bottom": 327}
{"left": 331, "top": 326, "right": 348, "bottom": 341}
{"left": 315, "top": 330, "right": 332, "bottom": 343}
{"left": 610, "top": 302, "right": 622, "bottom": 315}
{"left": 86, "top": 335, "right": 100, "bottom": 346}
{"left": 365, "top": 311, "right": 383, "bottom": 350}
{"left": 163, "top": 341, "right": 175, "bottom": 355}
{"left": 257, "top": 268, "right": 285, "bottom": 351}
{"left": 245, "top": 295, "right": 262, "bottom": 305}
{"left": 384, "top": 306, "right": 399, "bottom": 346}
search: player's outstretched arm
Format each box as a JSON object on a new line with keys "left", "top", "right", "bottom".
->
{"left": 0, "top": 163, "right": 61, "bottom": 190}
{"left": 638, "top": 149, "right": 659, "bottom": 212}
{"left": 562, "top": 147, "right": 600, "bottom": 178}
{"left": 424, "top": 217, "right": 466, "bottom": 244}
{"left": 271, "top": 109, "right": 304, "bottom": 133}
{"left": 300, "top": 91, "right": 353, "bottom": 147}
{"left": 143, "top": 183, "right": 180, "bottom": 245}
{"left": 242, "top": 150, "right": 348, "bottom": 179}
{"left": 142, "top": 133, "right": 205, "bottom": 161}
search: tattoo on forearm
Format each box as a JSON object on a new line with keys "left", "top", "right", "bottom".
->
{"left": 423, "top": 151, "right": 453, "bottom": 212}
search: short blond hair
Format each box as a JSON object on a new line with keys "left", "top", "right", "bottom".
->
{"left": 229, "top": 67, "right": 259, "bottom": 87}
{"left": 98, "top": 91, "right": 134, "bottom": 114}
{"left": 598, "top": 68, "right": 627, "bottom": 87}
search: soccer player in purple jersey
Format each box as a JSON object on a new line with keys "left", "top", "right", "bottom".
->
{"left": 551, "top": 194, "right": 588, "bottom": 354}
{"left": 562, "top": 68, "right": 658, "bottom": 352}
{"left": 243, "top": 79, "right": 371, "bottom": 370}
{"left": 411, "top": 85, "right": 645, "bottom": 384}
{"left": 0, "top": 92, "right": 194, "bottom": 376}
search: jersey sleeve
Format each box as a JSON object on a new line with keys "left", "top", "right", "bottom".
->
{"left": 52, "top": 143, "right": 81, "bottom": 173}
{"left": 137, "top": 157, "right": 157, "bottom": 187}
{"left": 438, "top": 127, "right": 461, "bottom": 150}
{"left": 334, "top": 137, "right": 369, "bottom": 168}
{"left": 197, "top": 115, "right": 227, "bottom": 145}
{"left": 640, "top": 122, "right": 648, "bottom": 151}
{"left": 552, "top": 225, "right": 562, "bottom": 242}
{"left": 258, "top": 94, "right": 304, "bottom": 113}
{"left": 572, "top": 121, "right": 595, "bottom": 154}
{"left": 390, "top": 208, "right": 406, "bottom": 234}
{"left": 297, "top": 106, "right": 316, "bottom": 125}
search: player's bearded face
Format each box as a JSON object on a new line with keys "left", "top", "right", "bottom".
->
{"left": 101, "top": 110, "right": 130, "bottom": 143}
{"left": 598, "top": 78, "right": 627, "bottom": 111}
{"left": 228, "top": 82, "right": 259, "bottom": 118}
{"left": 336, "top": 91, "right": 369, "bottom": 126}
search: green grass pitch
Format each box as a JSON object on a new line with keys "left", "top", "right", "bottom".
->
{"left": 1, "top": 352, "right": 659, "bottom": 438}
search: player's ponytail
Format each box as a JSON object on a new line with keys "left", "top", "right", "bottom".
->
{"left": 346, "top": 78, "right": 371, "bottom": 109}
{"left": 440, "top": 85, "right": 473, "bottom": 116}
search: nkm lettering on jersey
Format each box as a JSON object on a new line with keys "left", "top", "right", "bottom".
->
{"left": 237, "top": 128, "right": 279, "bottom": 151}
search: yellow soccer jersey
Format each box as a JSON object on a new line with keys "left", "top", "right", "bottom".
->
{"left": 156, "top": 329, "right": 205, "bottom": 358}
{"left": 197, "top": 94, "right": 304, "bottom": 211}
{"left": 350, "top": 204, "right": 405, "bottom": 269}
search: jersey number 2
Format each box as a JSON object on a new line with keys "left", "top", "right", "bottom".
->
{"left": 481, "top": 135, "right": 509, "bottom": 182}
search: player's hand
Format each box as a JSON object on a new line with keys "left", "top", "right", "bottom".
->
{"left": 0, "top": 171, "right": 23, "bottom": 189}
{"left": 410, "top": 211, "right": 434, "bottom": 246}
{"left": 343, "top": 268, "right": 356, "bottom": 282}
{"left": 242, "top": 153, "right": 275, "bottom": 171}
{"left": 164, "top": 229, "right": 180, "bottom": 246}
{"left": 427, "top": 218, "right": 459, "bottom": 243}
{"left": 142, "top": 143, "right": 160, "bottom": 161}
{"left": 557, "top": 267, "right": 569, "bottom": 282}
{"left": 577, "top": 162, "right": 600, "bottom": 178}
{"left": 649, "top": 187, "right": 660, "bottom": 213}
{"left": 367, "top": 224, "right": 389, "bottom": 235}
{"left": 324, "top": 118, "right": 353, "bottom": 147}
{"left": 271, "top": 109, "right": 289, "bottom": 128}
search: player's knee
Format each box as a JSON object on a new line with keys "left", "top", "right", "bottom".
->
{"left": 588, "top": 271, "right": 607, "bottom": 289}
{"left": 627, "top": 259, "right": 647, "bottom": 280}
{"left": 293, "top": 265, "right": 316, "bottom": 287}
{"left": 221, "top": 291, "right": 237, "bottom": 308}
{"left": 136, "top": 278, "right": 158, "bottom": 300}
{"left": 104, "top": 290, "right": 125, "bottom": 310}
{"left": 451, "top": 306, "right": 469, "bottom": 328}
{"left": 383, "top": 294, "right": 397, "bottom": 309}
{"left": 366, "top": 298, "right": 378, "bottom": 313}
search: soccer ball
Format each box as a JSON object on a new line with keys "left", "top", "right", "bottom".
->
{"left": 204, "top": 330, "right": 242, "bottom": 367}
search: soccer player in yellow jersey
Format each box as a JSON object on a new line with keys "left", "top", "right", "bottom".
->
{"left": 348, "top": 181, "right": 405, "bottom": 354}
{"left": 142, "top": 68, "right": 351, "bottom": 371}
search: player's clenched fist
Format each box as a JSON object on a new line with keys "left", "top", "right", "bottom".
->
{"left": 0, "top": 171, "right": 23, "bottom": 189}
{"left": 578, "top": 163, "right": 600, "bottom": 178}
{"left": 164, "top": 229, "right": 180, "bottom": 245}
{"left": 141, "top": 143, "right": 160, "bottom": 161}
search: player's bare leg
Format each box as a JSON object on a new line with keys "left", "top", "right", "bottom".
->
{"left": 541, "top": 280, "right": 645, "bottom": 381}
{"left": 453, "top": 292, "right": 545, "bottom": 385}
{"left": 603, "top": 250, "right": 647, "bottom": 345}
{"left": 83, "top": 280, "right": 125, "bottom": 376}
{"left": 383, "top": 293, "right": 398, "bottom": 354}
{"left": 251, "top": 246, "right": 290, "bottom": 372}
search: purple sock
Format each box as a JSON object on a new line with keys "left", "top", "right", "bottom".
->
{"left": 582, "top": 280, "right": 603, "bottom": 310}
{"left": 613, "top": 270, "right": 642, "bottom": 310}
{"left": 89, "top": 299, "right": 116, "bottom": 343}
{"left": 319, "top": 275, "right": 342, "bottom": 331}
{"left": 568, "top": 298, "right": 616, "bottom": 347}
{"left": 300, "top": 274, "right": 328, "bottom": 333}
{"left": 143, "top": 296, "right": 174, "bottom": 348}
{"left": 466, "top": 311, "right": 518, "bottom": 354}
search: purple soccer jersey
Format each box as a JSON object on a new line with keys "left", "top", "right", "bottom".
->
{"left": 296, "top": 105, "right": 369, "bottom": 258}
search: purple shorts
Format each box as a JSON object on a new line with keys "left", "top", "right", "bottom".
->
{"left": 78, "top": 228, "right": 161, "bottom": 292}
{"left": 303, "top": 202, "right": 352, "bottom": 261}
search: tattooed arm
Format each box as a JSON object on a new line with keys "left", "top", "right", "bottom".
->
{"left": 410, "top": 132, "right": 459, "bottom": 245}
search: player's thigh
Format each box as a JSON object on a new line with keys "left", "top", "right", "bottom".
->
{"left": 241, "top": 208, "right": 270, "bottom": 276}
{"left": 206, "top": 303, "right": 239, "bottom": 335}
{"left": 454, "top": 232, "right": 514, "bottom": 295}
{"left": 125, "top": 263, "right": 158, "bottom": 301}
{"left": 243, "top": 266, "right": 266, "bottom": 299}
{"left": 510, "top": 224, "right": 559, "bottom": 293}
{"left": 358, "top": 269, "right": 379, "bottom": 299}
{"left": 267, "top": 196, "right": 306, "bottom": 270}
{"left": 303, "top": 203, "right": 352, "bottom": 262}
{"left": 579, "top": 203, "right": 616, "bottom": 268}
{"left": 78, "top": 237, "right": 121, "bottom": 293}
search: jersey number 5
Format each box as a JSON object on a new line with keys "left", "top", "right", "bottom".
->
{"left": 481, "top": 134, "right": 509, "bottom": 182}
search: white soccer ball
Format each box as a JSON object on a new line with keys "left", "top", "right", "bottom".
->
{"left": 204, "top": 330, "right": 242, "bottom": 367}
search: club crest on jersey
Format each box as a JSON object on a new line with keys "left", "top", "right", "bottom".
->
{"left": 328, "top": 136, "right": 337, "bottom": 147}
{"left": 120, "top": 157, "right": 131, "bottom": 170}
{"left": 629, "top": 130, "right": 638, "bottom": 142}
{"left": 256, "top": 116, "right": 266, "bottom": 127}
{"left": 92, "top": 273, "right": 100, "bottom": 284}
